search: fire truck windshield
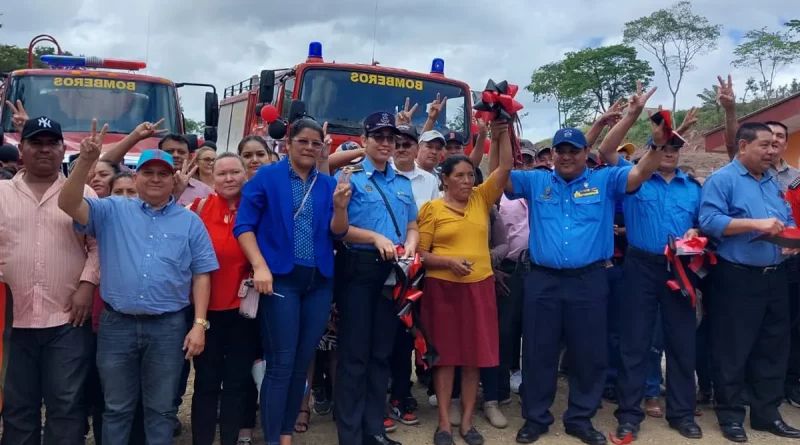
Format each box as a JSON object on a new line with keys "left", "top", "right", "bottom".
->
{"left": 1, "top": 75, "right": 180, "bottom": 134}
{"left": 299, "top": 68, "right": 469, "bottom": 137}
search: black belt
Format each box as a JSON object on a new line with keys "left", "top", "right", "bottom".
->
{"left": 627, "top": 246, "right": 668, "bottom": 265}
{"left": 529, "top": 260, "right": 609, "bottom": 277}
{"left": 719, "top": 258, "right": 783, "bottom": 275}
{"left": 103, "top": 302, "right": 182, "bottom": 318}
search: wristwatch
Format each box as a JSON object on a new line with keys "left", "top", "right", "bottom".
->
{"left": 194, "top": 318, "right": 210, "bottom": 330}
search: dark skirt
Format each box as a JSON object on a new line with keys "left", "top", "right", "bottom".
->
{"left": 420, "top": 277, "right": 499, "bottom": 368}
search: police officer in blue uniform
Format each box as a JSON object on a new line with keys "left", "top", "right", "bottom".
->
{"left": 699, "top": 122, "right": 800, "bottom": 443}
{"left": 596, "top": 112, "right": 704, "bottom": 439}
{"left": 334, "top": 111, "right": 419, "bottom": 445}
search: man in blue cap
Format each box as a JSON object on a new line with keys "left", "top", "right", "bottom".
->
{"left": 507, "top": 83, "right": 662, "bottom": 445}
{"left": 595, "top": 101, "right": 704, "bottom": 441}
{"left": 334, "top": 111, "right": 419, "bottom": 445}
{"left": 58, "top": 129, "right": 219, "bottom": 445}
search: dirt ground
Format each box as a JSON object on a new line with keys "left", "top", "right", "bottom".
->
{"left": 81, "top": 370, "right": 800, "bottom": 445}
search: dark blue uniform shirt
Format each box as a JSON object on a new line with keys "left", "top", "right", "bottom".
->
{"left": 507, "top": 165, "right": 632, "bottom": 269}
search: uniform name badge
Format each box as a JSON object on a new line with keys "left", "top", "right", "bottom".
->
{"left": 573, "top": 182, "right": 600, "bottom": 199}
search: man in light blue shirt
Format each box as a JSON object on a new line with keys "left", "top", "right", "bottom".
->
{"left": 59, "top": 132, "right": 218, "bottom": 445}
{"left": 698, "top": 122, "right": 800, "bottom": 442}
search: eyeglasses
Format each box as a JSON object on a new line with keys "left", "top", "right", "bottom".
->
{"left": 197, "top": 157, "right": 215, "bottom": 164}
{"left": 369, "top": 134, "right": 397, "bottom": 144}
{"left": 291, "top": 138, "right": 324, "bottom": 150}
{"left": 396, "top": 142, "right": 415, "bottom": 150}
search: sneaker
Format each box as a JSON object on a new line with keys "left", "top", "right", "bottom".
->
{"left": 312, "top": 388, "right": 331, "bottom": 415}
{"left": 384, "top": 417, "right": 397, "bottom": 433}
{"left": 389, "top": 399, "right": 420, "bottom": 425}
{"left": 449, "top": 399, "right": 462, "bottom": 427}
{"left": 510, "top": 371, "right": 522, "bottom": 394}
{"left": 429, "top": 394, "right": 438, "bottom": 407}
{"left": 483, "top": 401, "right": 508, "bottom": 429}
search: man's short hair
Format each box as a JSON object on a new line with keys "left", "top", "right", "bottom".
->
{"left": 735, "top": 122, "right": 772, "bottom": 146}
{"left": 764, "top": 121, "right": 789, "bottom": 139}
{"left": 158, "top": 134, "right": 190, "bottom": 150}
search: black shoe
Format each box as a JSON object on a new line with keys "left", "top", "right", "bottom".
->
{"left": 434, "top": 429, "right": 454, "bottom": 445}
{"left": 173, "top": 419, "right": 182, "bottom": 437}
{"left": 459, "top": 427, "right": 485, "bottom": 445}
{"left": 752, "top": 420, "right": 800, "bottom": 439}
{"left": 364, "top": 434, "right": 402, "bottom": 445}
{"left": 602, "top": 386, "right": 618, "bottom": 404}
{"left": 670, "top": 420, "right": 702, "bottom": 439}
{"left": 565, "top": 426, "right": 607, "bottom": 445}
{"left": 787, "top": 387, "right": 800, "bottom": 408}
{"left": 615, "top": 423, "right": 639, "bottom": 441}
{"left": 720, "top": 423, "right": 748, "bottom": 443}
{"left": 516, "top": 421, "right": 544, "bottom": 444}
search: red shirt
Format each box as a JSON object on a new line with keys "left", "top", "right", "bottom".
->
{"left": 786, "top": 184, "right": 800, "bottom": 226}
{"left": 193, "top": 195, "right": 251, "bottom": 311}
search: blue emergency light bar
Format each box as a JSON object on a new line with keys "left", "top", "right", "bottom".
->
{"left": 308, "top": 42, "right": 323, "bottom": 59}
{"left": 431, "top": 58, "right": 445, "bottom": 75}
{"left": 40, "top": 55, "right": 146, "bottom": 71}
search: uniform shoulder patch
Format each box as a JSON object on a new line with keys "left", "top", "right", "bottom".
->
{"left": 343, "top": 163, "right": 365, "bottom": 173}
{"left": 789, "top": 175, "right": 800, "bottom": 190}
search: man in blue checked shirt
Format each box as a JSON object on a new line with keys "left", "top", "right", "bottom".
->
{"left": 596, "top": 106, "right": 704, "bottom": 441}
{"left": 699, "top": 122, "right": 800, "bottom": 443}
{"left": 505, "top": 82, "right": 663, "bottom": 445}
{"left": 58, "top": 123, "right": 219, "bottom": 445}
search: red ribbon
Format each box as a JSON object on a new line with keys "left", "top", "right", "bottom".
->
{"left": 609, "top": 432, "right": 633, "bottom": 445}
{"left": 663, "top": 236, "right": 716, "bottom": 307}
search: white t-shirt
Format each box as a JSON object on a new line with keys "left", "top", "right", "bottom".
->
{"left": 393, "top": 162, "right": 440, "bottom": 209}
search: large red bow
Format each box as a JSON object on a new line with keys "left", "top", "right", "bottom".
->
{"left": 664, "top": 235, "right": 717, "bottom": 307}
{"left": 473, "top": 79, "right": 525, "bottom": 166}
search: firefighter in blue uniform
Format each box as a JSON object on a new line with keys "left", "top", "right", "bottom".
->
{"left": 334, "top": 111, "right": 419, "bottom": 445}
{"left": 506, "top": 94, "right": 662, "bottom": 445}
{"left": 597, "top": 120, "right": 704, "bottom": 439}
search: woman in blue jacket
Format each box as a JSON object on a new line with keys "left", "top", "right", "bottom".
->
{"left": 234, "top": 118, "right": 352, "bottom": 445}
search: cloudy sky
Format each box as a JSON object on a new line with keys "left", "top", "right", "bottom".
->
{"left": 3, "top": 0, "right": 797, "bottom": 141}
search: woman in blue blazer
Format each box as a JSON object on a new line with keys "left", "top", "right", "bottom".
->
{"left": 235, "top": 118, "right": 352, "bottom": 445}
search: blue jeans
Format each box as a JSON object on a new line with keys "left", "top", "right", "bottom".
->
{"left": 645, "top": 309, "right": 665, "bottom": 399}
{"left": 97, "top": 307, "right": 187, "bottom": 445}
{"left": 260, "top": 266, "right": 332, "bottom": 445}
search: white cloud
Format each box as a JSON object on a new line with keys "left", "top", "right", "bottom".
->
{"left": 3, "top": 0, "right": 798, "bottom": 141}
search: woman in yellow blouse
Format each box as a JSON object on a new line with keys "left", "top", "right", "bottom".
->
{"left": 418, "top": 120, "right": 513, "bottom": 445}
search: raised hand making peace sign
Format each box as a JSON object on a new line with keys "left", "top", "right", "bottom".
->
{"left": 628, "top": 80, "right": 657, "bottom": 115}
{"left": 80, "top": 119, "right": 109, "bottom": 162}
{"left": 396, "top": 98, "right": 419, "bottom": 126}
{"left": 5, "top": 100, "right": 29, "bottom": 133}
{"left": 427, "top": 93, "right": 448, "bottom": 122}
{"left": 132, "top": 118, "right": 168, "bottom": 141}
{"left": 333, "top": 168, "right": 353, "bottom": 209}
{"left": 716, "top": 75, "right": 735, "bottom": 111}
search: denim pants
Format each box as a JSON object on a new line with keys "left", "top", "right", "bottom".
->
{"left": 97, "top": 307, "right": 187, "bottom": 445}
{"left": 260, "top": 266, "right": 333, "bottom": 445}
{"left": 192, "top": 309, "right": 259, "bottom": 445}
{"left": 1, "top": 323, "right": 92, "bottom": 445}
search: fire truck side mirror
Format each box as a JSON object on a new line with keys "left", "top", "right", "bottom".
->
{"left": 204, "top": 92, "right": 219, "bottom": 127}
{"left": 258, "top": 70, "right": 276, "bottom": 104}
{"left": 288, "top": 100, "right": 306, "bottom": 123}
{"left": 204, "top": 127, "right": 218, "bottom": 143}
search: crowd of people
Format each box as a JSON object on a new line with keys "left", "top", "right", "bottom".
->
{"left": 0, "top": 72, "right": 799, "bottom": 445}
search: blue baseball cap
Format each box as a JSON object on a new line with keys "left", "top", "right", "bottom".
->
{"left": 136, "top": 149, "right": 174, "bottom": 171}
{"left": 552, "top": 127, "right": 588, "bottom": 149}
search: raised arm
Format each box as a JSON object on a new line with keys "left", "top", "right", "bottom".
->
{"left": 716, "top": 75, "right": 738, "bottom": 161}
{"left": 59, "top": 120, "right": 108, "bottom": 226}
{"left": 585, "top": 99, "right": 627, "bottom": 148}
{"left": 422, "top": 93, "right": 447, "bottom": 133}
{"left": 330, "top": 170, "right": 352, "bottom": 236}
{"left": 597, "top": 81, "right": 656, "bottom": 166}
{"left": 624, "top": 108, "right": 667, "bottom": 193}
{"left": 100, "top": 119, "right": 168, "bottom": 165}
{"left": 469, "top": 119, "right": 487, "bottom": 167}
{"left": 489, "top": 120, "right": 513, "bottom": 190}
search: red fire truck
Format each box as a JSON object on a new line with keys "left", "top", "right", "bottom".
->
{"left": 0, "top": 35, "right": 219, "bottom": 166}
{"left": 217, "top": 42, "right": 474, "bottom": 154}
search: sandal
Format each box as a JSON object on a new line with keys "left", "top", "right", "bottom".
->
{"left": 294, "top": 410, "right": 310, "bottom": 433}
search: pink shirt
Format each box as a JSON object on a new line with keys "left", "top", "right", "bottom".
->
{"left": 177, "top": 178, "right": 214, "bottom": 207}
{"left": 0, "top": 172, "right": 100, "bottom": 328}
{"left": 499, "top": 194, "right": 529, "bottom": 262}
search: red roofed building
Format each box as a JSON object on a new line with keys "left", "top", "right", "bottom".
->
{"left": 704, "top": 92, "right": 800, "bottom": 167}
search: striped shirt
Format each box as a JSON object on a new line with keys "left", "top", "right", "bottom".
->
{"left": 0, "top": 172, "right": 100, "bottom": 328}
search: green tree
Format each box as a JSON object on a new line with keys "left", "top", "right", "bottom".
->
{"left": 696, "top": 85, "right": 720, "bottom": 112}
{"left": 786, "top": 19, "right": 800, "bottom": 34}
{"left": 526, "top": 61, "right": 592, "bottom": 128}
{"left": 562, "top": 44, "right": 654, "bottom": 113}
{"left": 623, "top": 1, "right": 722, "bottom": 114}
{"left": 0, "top": 44, "right": 72, "bottom": 72}
{"left": 732, "top": 27, "right": 800, "bottom": 103}
{"left": 183, "top": 117, "right": 204, "bottom": 135}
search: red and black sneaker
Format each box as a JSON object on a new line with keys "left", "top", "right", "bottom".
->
{"left": 384, "top": 416, "right": 398, "bottom": 433}
{"left": 389, "top": 398, "right": 420, "bottom": 426}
